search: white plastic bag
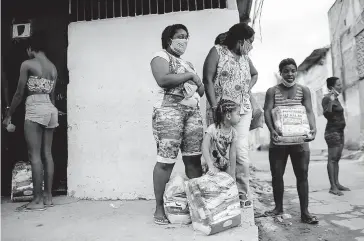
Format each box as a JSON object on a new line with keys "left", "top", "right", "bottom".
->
{"left": 185, "top": 172, "right": 241, "bottom": 235}
{"left": 163, "top": 174, "right": 191, "bottom": 224}
{"left": 272, "top": 105, "right": 313, "bottom": 145}
{"left": 272, "top": 105, "right": 310, "bottom": 136}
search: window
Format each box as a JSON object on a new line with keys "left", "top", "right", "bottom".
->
{"left": 69, "top": 0, "right": 227, "bottom": 22}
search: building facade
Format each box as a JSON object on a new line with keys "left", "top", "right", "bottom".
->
{"left": 66, "top": 0, "right": 243, "bottom": 200}
{"left": 328, "top": 0, "right": 364, "bottom": 149}
{"left": 296, "top": 48, "right": 333, "bottom": 151}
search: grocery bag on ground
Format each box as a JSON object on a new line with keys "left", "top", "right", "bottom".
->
{"left": 11, "top": 162, "right": 34, "bottom": 202}
{"left": 163, "top": 174, "right": 191, "bottom": 224}
{"left": 185, "top": 172, "right": 241, "bottom": 235}
{"left": 271, "top": 105, "right": 313, "bottom": 145}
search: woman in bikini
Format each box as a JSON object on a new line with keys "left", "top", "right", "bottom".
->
{"left": 3, "top": 32, "right": 58, "bottom": 211}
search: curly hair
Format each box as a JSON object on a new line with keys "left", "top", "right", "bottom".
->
{"left": 214, "top": 99, "right": 240, "bottom": 128}
{"left": 161, "top": 24, "right": 189, "bottom": 49}
{"left": 279, "top": 58, "right": 297, "bottom": 73}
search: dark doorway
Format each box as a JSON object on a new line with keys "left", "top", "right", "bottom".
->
{"left": 1, "top": 0, "right": 69, "bottom": 196}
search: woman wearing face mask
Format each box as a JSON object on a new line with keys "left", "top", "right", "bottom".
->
{"left": 264, "top": 58, "right": 318, "bottom": 224}
{"left": 2, "top": 32, "right": 58, "bottom": 211}
{"left": 150, "top": 24, "right": 204, "bottom": 225}
{"left": 322, "top": 77, "right": 350, "bottom": 196}
{"left": 203, "top": 23, "right": 258, "bottom": 208}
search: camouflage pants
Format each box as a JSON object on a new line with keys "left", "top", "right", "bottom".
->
{"left": 152, "top": 104, "right": 203, "bottom": 164}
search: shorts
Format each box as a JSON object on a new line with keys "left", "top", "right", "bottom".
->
{"left": 269, "top": 142, "right": 310, "bottom": 160}
{"left": 152, "top": 104, "right": 203, "bottom": 164}
{"left": 325, "top": 131, "right": 344, "bottom": 148}
{"left": 25, "top": 94, "right": 58, "bottom": 128}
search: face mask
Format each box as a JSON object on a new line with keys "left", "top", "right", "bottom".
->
{"left": 330, "top": 88, "right": 340, "bottom": 96}
{"left": 170, "top": 39, "right": 188, "bottom": 56}
{"left": 281, "top": 77, "right": 296, "bottom": 88}
{"left": 240, "top": 40, "right": 253, "bottom": 55}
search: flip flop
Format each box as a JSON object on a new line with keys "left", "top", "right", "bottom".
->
{"left": 329, "top": 189, "right": 343, "bottom": 196}
{"left": 154, "top": 215, "right": 170, "bottom": 225}
{"left": 301, "top": 215, "right": 319, "bottom": 225}
{"left": 239, "top": 193, "right": 253, "bottom": 208}
{"left": 264, "top": 210, "right": 283, "bottom": 217}
{"left": 16, "top": 204, "right": 46, "bottom": 212}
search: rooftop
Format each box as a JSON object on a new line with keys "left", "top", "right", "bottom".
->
{"left": 297, "top": 47, "right": 330, "bottom": 72}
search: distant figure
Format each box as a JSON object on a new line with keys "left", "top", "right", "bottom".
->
{"left": 150, "top": 24, "right": 204, "bottom": 225}
{"left": 322, "top": 77, "right": 350, "bottom": 196}
{"left": 3, "top": 32, "right": 58, "bottom": 211}
{"left": 263, "top": 58, "right": 318, "bottom": 224}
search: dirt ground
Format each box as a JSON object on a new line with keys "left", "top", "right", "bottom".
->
{"left": 250, "top": 150, "right": 364, "bottom": 241}
{"left": 255, "top": 191, "right": 363, "bottom": 241}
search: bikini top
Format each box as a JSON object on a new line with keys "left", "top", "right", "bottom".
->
{"left": 27, "top": 76, "right": 55, "bottom": 94}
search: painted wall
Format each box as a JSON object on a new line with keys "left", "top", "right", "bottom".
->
{"left": 296, "top": 50, "right": 333, "bottom": 151}
{"left": 328, "top": 0, "right": 364, "bottom": 149}
{"left": 67, "top": 9, "right": 240, "bottom": 200}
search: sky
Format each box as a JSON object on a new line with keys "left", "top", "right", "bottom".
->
{"left": 250, "top": 0, "right": 337, "bottom": 92}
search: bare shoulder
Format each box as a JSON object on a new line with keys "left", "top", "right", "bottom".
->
{"left": 298, "top": 84, "right": 310, "bottom": 93}
{"left": 21, "top": 59, "right": 33, "bottom": 69}
{"left": 266, "top": 86, "right": 276, "bottom": 96}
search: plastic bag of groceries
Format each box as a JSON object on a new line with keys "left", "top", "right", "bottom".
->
{"left": 163, "top": 174, "right": 191, "bottom": 224}
{"left": 185, "top": 172, "right": 241, "bottom": 235}
{"left": 11, "top": 162, "right": 34, "bottom": 202}
{"left": 272, "top": 105, "right": 313, "bottom": 145}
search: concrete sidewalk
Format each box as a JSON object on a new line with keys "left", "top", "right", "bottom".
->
{"left": 251, "top": 150, "right": 364, "bottom": 241}
{"left": 1, "top": 196, "right": 258, "bottom": 241}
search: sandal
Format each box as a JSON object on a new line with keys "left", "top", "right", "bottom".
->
{"left": 301, "top": 215, "right": 319, "bottom": 225}
{"left": 264, "top": 210, "right": 283, "bottom": 217}
{"left": 239, "top": 193, "right": 253, "bottom": 208}
{"left": 154, "top": 215, "right": 170, "bottom": 225}
{"left": 16, "top": 204, "right": 46, "bottom": 212}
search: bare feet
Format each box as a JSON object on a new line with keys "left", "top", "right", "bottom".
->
{"left": 43, "top": 194, "right": 53, "bottom": 206}
{"left": 329, "top": 188, "right": 344, "bottom": 196}
{"left": 337, "top": 184, "right": 351, "bottom": 191}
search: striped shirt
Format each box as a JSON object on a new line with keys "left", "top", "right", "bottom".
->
{"left": 274, "top": 85, "right": 304, "bottom": 107}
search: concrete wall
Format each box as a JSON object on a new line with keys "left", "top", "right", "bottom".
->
{"left": 67, "top": 9, "right": 240, "bottom": 200}
{"left": 328, "top": 0, "right": 364, "bottom": 149}
{"left": 297, "top": 50, "right": 333, "bottom": 151}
